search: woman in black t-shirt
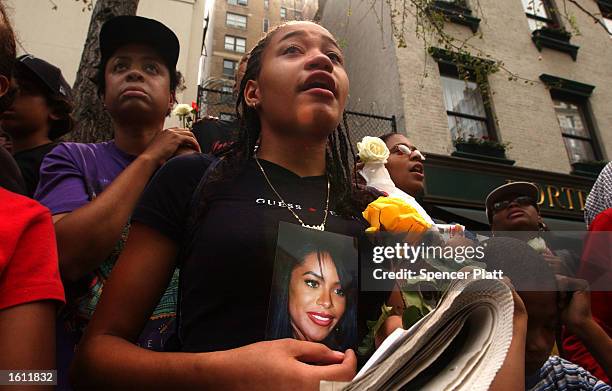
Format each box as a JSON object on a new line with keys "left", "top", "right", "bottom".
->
{"left": 72, "top": 20, "right": 528, "bottom": 391}
{"left": 73, "top": 21, "right": 366, "bottom": 390}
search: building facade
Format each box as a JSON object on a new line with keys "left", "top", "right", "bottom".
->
{"left": 203, "top": 0, "right": 318, "bottom": 84}
{"left": 198, "top": 0, "right": 317, "bottom": 118}
{"left": 320, "top": 0, "right": 612, "bottom": 229}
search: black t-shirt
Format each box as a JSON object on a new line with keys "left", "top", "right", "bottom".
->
{"left": 133, "top": 154, "right": 367, "bottom": 352}
{"left": 191, "top": 118, "right": 238, "bottom": 154}
{"left": 13, "top": 142, "right": 57, "bottom": 197}
{"left": 0, "top": 145, "right": 26, "bottom": 195}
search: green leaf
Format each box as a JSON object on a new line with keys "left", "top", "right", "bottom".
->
{"left": 402, "top": 306, "right": 423, "bottom": 329}
{"left": 402, "top": 290, "right": 425, "bottom": 309}
{"left": 357, "top": 304, "right": 395, "bottom": 357}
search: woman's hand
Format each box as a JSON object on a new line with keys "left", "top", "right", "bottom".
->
{"left": 556, "top": 275, "right": 592, "bottom": 333}
{"left": 374, "top": 315, "right": 403, "bottom": 348}
{"left": 219, "top": 339, "right": 356, "bottom": 391}
{"left": 543, "top": 253, "right": 573, "bottom": 276}
{"left": 141, "top": 127, "right": 200, "bottom": 166}
{"left": 500, "top": 276, "right": 528, "bottom": 329}
{"left": 489, "top": 277, "right": 527, "bottom": 391}
{"left": 556, "top": 275, "right": 612, "bottom": 379}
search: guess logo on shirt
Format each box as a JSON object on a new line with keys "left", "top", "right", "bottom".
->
{"left": 255, "top": 197, "right": 302, "bottom": 210}
{"left": 254, "top": 197, "right": 338, "bottom": 216}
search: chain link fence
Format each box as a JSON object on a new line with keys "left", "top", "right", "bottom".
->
{"left": 196, "top": 86, "right": 397, "bottom": 139}
{"left": 197, "top": 86, "right": 237, "bottom": 121}
{"left": 343, "top": 110, "right": 397, "bottom": 144}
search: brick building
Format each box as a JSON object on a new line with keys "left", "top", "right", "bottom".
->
{"left": 199, "top": 0, "right": 318, "bottom": 119}
{"left": 320, "top": 0, "right": 612, "bottom": 229}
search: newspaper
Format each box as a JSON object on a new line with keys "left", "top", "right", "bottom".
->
{"left": 321, "top": 268, "right": 514, "bottom": 391}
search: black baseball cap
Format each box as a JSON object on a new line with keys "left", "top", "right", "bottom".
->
{"left": 15, "top": 54, "right": 73, "bottom": 140}
{"left": 99, "top": 16, "right": 179, "bottom": 73}
{"left": 16, "top": 54, "right": 72, "bottom": 100}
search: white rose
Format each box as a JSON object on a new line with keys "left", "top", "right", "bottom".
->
{"left": 172, "top": 103, "right": 192, "bottom": 117}
{"left": 527, "top": 237, "right": 547, "bottom": 254}
{"left": 357, "top": 136, "right": 390, "bottom": 163}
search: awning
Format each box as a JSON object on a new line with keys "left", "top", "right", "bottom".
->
{"left": 435, "top": 206, "right": 489, "bottom": 226}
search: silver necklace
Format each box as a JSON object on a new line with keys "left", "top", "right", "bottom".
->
{"left": 254, "top": 156, "right": 330, "bottom": 231}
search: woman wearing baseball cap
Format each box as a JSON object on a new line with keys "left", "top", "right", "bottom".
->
{"left": 33, "top": 15, "right": 199, "bottom": 388}
{"left": 485, "top": 181, "right": 578, "bottom": 276}
{"left": 0, "top": 54, "right": 74, "bottom": 196}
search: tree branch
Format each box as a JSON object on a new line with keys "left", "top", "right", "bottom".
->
{"left": 566, "top": 0, "right": 611, "bottom": 35}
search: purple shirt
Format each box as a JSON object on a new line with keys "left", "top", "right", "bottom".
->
{"left": 34, "top": 141, "right": 135, "bottom": 213}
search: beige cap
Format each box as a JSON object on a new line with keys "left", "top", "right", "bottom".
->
{"left": 485, "top": 182, "right": 539, "bottom": 223}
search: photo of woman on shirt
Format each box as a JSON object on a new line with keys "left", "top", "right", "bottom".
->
{"left": 268, "top": 222, "right": 358, "bottom": 351}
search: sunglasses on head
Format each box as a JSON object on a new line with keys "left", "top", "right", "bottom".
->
{"left": 390, "top": 144, "right": 426, "bottom": 161}
{"left": 492, "top": 196, "right": 536, "bottom": 214}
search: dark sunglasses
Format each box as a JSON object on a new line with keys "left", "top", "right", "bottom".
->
{"left": 492, "top": 196, "right": 536, "bottom": 214}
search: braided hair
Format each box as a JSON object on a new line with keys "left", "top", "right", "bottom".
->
{"left": 0, "top": 2, "right": 16, "bottom": 112}
{"left": 198, "top": 21, "right": 374, "bottom": 221}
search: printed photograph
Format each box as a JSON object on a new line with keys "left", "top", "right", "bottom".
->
{"left": 267, "top": 222, "right": 359, "bottom": 352}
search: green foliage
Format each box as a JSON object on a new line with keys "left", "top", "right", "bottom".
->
{"left": 358, "top": 304, "right": 394, "bottom": 356}
{"left": 358, "top": 229, "right": 489, "bottom": 355}
{"left": 370, "top": 0, "right": 605, "bottom": 88}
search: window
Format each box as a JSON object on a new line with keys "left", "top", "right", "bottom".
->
{"left": 597, "top": 1, "right": 612, "bottom": 37}
{"left": 228, "top": 0, "right": 248, "bottom": 5}
{"left": 264, "top": 0, "right": 269, "bottom": 9}
{"left": 220, "top": 112, "right": 235, "bottom": 121}
{"left": 224, "top": 35, "right": 246, "bottom": 53}
{"left": 221, "top": 85, "right": 233, "bottom": 94}
{"left": 226, "top": 12, "right": 247, "bottom": 29}
{"left": 553, "top": 100, "right": 598, "bottom": 163}
{"left": 426, "top": 0, "right": 480, "bottom": 32}
{"left": 540, "top": 74, "right": 600, "bottom": 166}
{"left": 438, "top": 0, "right": 469, "bottom": 5}
{"left": 521, "top": 0, "right": 558, "bottom": 31}
{"left": 263, "top": 18, "right": 270, "bottom": 33}
{"left": 439, "top": 65, "right": 494, "bottom": 142}
{"left": 280, "top": 7, "right": 287, "bottom": 19}
{"left": 525, "top": 0, "right": 578, "bottom": 59}
{"left": 605, "top": 17, "right": 612, "bottom": 37}
{"left": 294, "top": 10, "right": 302, "bottom": 20}
{"left": 223, "top": 59, "right": 238, "bottom": 77}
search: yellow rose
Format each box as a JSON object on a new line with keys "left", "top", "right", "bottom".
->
{"left": 172, "top": 103, "right": 192, "bottom": 117}
{"left": 357, "top": 136, "right": 390, "bottom": 163}
{"left": 363, "top": 197, "right": 432, "bottom": 234}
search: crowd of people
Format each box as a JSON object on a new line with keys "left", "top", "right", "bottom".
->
{"left": 0, "top": 3, "right": 610, "bottom": 390}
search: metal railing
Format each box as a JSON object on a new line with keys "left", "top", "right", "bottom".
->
{"left": 196, "top": 86, "right": 397, "bottom": 139}
{"left": 196, "top": 86, "right": 236, "bottom": 120}
{"left": 344, "top": 110, "right": 397, "bottom": 143}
